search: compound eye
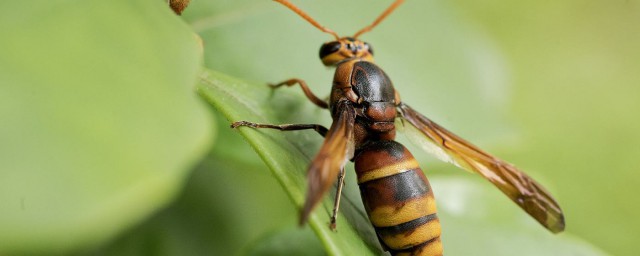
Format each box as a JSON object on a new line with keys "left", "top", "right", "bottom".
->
{"left": 319, "top": 41, "right": 342, "bottom": 59}
{"left": 364, "top": 42, "right": 374, "bottom": 56}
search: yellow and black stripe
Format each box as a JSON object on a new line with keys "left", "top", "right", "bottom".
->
{"left": 354, "top": 140, "right": 443, "bottom": 256}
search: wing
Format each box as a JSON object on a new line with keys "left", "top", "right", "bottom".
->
{"left": 300, "top": 100, "right": 356, "bottom": 225}
{"left": 398, "top": 103, "right": 565, "bottom": 233}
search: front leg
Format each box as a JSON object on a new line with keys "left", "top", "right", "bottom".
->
{"left": 269, "top": 78, "right": 329, "bottom": 109}
{"left": 231, "top": 121, "right": 328, "bottom": 137}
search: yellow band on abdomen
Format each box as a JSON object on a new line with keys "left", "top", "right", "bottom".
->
{"left": 378, "top": 216, "right": 441, "bottom": 250}
{"left": 357, "top": 159, "right": 420, "bottom": 184}
{"left": 368, "top": 193, "right": 437, "bottom": 227}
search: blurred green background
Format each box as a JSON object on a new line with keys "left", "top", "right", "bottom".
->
{"left": 1, "top": 0, "right": 638, "bottom": 255}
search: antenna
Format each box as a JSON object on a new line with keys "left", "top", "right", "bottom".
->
{"left": 353, "top": 0, "right": 405, "bottom": 38}
{"left": 274, "top": 0, "right": 340, "bottom": 40}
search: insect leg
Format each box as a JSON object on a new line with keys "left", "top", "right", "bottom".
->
{"left": 269, "top": 78, "right": 329, "bottom": 109}
{"left": 329, "top": 167, "right": 346, "bottom": 231}
{"left": 231, "top": 121, "right": 328, "bottom": 137}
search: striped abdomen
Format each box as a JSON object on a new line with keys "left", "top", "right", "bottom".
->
{"left": 354, "top": 140, "right": 443, "bottom": 256}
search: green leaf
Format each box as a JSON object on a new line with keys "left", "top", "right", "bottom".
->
{"left": 0, "top": 0, "right": 212, "bottom": 253}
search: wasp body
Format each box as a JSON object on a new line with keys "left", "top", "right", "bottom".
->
{"left": 329, "top": 53, "right": 443, "bottom": 254}
{"left": 232, "top": 1, "right": 564, "bottom": 255}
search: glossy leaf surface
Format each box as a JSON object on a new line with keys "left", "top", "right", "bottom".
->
{"left": 0, "top": 0, "right": 212, "bottom": 253}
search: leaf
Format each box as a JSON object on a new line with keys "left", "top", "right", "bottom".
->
{"left": 0, "top": 0, "right": 212, "bottom": 253}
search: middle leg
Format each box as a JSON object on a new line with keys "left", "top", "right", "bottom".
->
{"left": 329, "top": 167, "right": 346, "bottom": 231}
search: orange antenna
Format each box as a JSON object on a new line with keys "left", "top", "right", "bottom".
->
{"left": 274, "top": 0, "right": 340, "bottom": 40}
{"left": 353, "top": 0, "right": 405, "bottom": 38}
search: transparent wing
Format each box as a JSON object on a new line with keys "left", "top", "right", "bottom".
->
{"left": 300, "top": 100, "right": 356, "bottom": 225}
{"left": 398, "top": 103, "right": 565, "bottom": 233}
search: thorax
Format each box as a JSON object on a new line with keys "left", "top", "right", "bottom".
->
{"left": 329, "top": 59, "right": 400, "bottom": 146}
